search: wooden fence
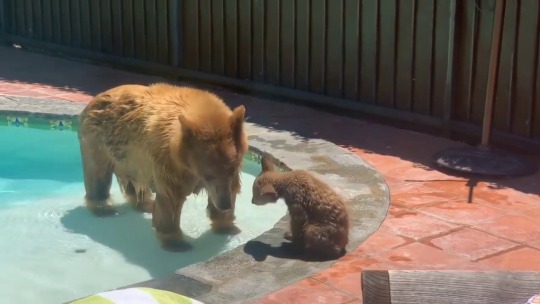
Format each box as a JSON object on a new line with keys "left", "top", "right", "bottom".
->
{"left": 0, "top": 0, "right": 539, "bottom": 150}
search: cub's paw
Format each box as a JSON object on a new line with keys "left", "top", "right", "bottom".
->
{"left": 86, "top": 202, "right": 118, "bottom": 217}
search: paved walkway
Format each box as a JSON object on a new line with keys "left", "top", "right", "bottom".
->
{"left": 1, "top": 46, "right": 540, "bottom": 304}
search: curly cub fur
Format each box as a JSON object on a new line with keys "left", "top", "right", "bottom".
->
{"left": 251, "top": 155, "right": 350, "bottom": 260}
{"left": 78, "top": 83, "right": 248, "bottom": 251}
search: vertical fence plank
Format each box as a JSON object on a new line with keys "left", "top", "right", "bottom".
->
{"left": 99, "top": 0, "right": 113, "bottom": 53}
{"left": 51, "top": 0, "right": 62, "bottom": 43}
{"left": 469, "top": 2, "right": 494, "bottom": 125}
{"left": 89, "top": 0, "right": 102, "bottom": 51}
{"left": 156, "top": 0, "right": 169, "bottom": 64}
{"left": 431, "top": 0, "right": 451, "bottom": 117}
{"left": 412, "top": 0, "right": 434, "bottom": 115}
{"left": 359, "top": 0, "right": 378, "bottom": 102}
{"left": 294, "top": 0, "right": 310, "bottom": 91}
{"left": 534, "top": 10, "right": 540, "bottom": 140}
{"left": 60, "top": 0, "right": 71, "bottom": 45}
{"left": 326, "top": 0, "right": 343, "bottom": 97}
{"left": 224, "top": 0, "right": 238, "bottom": 77}
{"left": 145, "top": 0, "right": 157, "bottom": 62}
{"left": 121, "top": 0, "right": 134, "bottom": 57}
{"left": 24, "top": 0, "right": 33, "bottom": 37}
{"left": 199, "top": 0, "right": 212, "bottom": 72}
{"left": 494, "top": 0, "right": 519, "bottom": 132}
{"left": 182, "top": 0, "right": 199, "bottom": 69}
{"left": 238, "top": 0, "right": 251, "bottom": 80}
{"left": 309, "top": 0, "right": 325, "bottom": 93}
{"left": 252, "top": 0, "right": 265, "bottom": 81}
{"left": 378, "top": 0, "right": 397, "bottom": 107}
{"left": 111, "top": 0, "right": 123, "bottom": 56}
{"left": 512, "top": 0, "right": 539, "bottom": 137}
{"left": 79, "top": 0, "right": 92, "bottom": 49}
{"left": 280, "top": 0, "right": 295, "bottom": 88}
{"left": 32, "top": 0, "right": 43, "bottom": 40}
{"left": 70, "top": 0, "right": 82, "bottom": 47}
{"left": 211, "top": 0, "right": 225, "bottom": 75}
{"left": 15, "top": 0, "right": 26, "bottom": 36}
{"left": 343, "top": 0, "right": 359, "bottom": 100}
{"left": 265, "top": 0, "right": 280, "bottom": 84}
{"left": 395, "top": 0, "right": 415, "bottom": 111}
{"left": 453, "top": 0, "right": 476, "bottom": 122}
{"left": 4, "top": 0, "right": 15, "bottom": 35}
{"left": 133, "top": 0, "right": 146, "bottom": 60}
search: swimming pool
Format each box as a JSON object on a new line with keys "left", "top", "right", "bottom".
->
{"left": 0, "top": 115, "right": 287, "bottom": 303}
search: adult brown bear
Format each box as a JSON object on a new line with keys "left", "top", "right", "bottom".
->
{"left": 78, "top": 83, "right": 248, "bottom": 251}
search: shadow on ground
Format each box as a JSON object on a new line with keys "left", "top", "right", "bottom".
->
{"left": 60, "top": 204, "right": 229, "bottom": 278}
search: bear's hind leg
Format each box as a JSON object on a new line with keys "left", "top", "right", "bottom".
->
{"left": 80, "top": 141, "right": 117, "bottom": 216}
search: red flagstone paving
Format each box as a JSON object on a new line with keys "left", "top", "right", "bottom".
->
{"left": 1, "top": 46, "right": 540, "bottom": 304}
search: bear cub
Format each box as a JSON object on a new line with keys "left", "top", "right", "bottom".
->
{"left": 251, "top": 154, "right": 350, "bottom": 260}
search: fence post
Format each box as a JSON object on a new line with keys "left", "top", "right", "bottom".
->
{"left": 443, "top": 0, "right": 457, "bottom": 136}
{"left": 169, "top": 0, "right": 183, "bottom": 67}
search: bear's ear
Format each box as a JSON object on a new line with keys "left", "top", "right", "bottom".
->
{"left": 261, "top": 154, "right": 276, "bottom": 172}
{"left": 178, "top": 114, "right": 194, "bottom": 137}
{"left": 230, "top": 105, "right": 246, "bottom": 151}
{"left": 261, "top": 184, "right": 277, "bottom": 198}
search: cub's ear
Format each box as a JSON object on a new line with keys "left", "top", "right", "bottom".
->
{"left": 261, "top": 154, "right": 276, "bottom": 172}
{"left": 261, "top": 184, "right": 277, "bottom": 199}
{"left": 178, "top": 114, "right": 194, "bottom": 137}
{"left": 230, "top": 105, "right": 247, "bottom": 151}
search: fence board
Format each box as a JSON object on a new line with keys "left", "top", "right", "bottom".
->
{"left": 294, "top": 0, "right": 309, "bottom": 91}
{"left": 100, "top": 0, "right": 113, "bottom": 54}
{"left": 237, "top": 0, "right": 251, "bottom": 80}
{"left": 182, "top": 0, "right": 199, "bottom": 69}
{"left": 431, "top": 0, "right": 451, "bottom": 118}
{"left": 251, "top": 0, "right": 264, "bottom": 82}
{"left": 111, "top": 0, "right": 123, "bottom": 56}
{"left": 378, "top": 0, "right": 397, "bottom": 107}
{"left": 394, "top": 0, "right": 415, "bottom": 111}
{"left": 199, "top": 0, "right": 212, "bottom": 72}
{"left": 224, "top": 0, "right": 238, "bottom": 77}
{"left": 280, "top": 0, "right": 295, "bottom": 88}
{"left": 69, "top": 0, "right": 82, "bottom": 48}
{"left": 343, "top": 0, "right": 360, "bottom": 100}
{"left": 412, "top": 0, "right": 434, "bottom": 115}
{"left": 264, "top": 0, "right": 280, "bottom": 84}
{"left": 309, "top": 0, "right": 325, "bottom": 93}
{"left": 156, "top": 0, "right": 169, "bottom": 64}
{"left": 359, "top": 0, "right": 378, "bottom": 103}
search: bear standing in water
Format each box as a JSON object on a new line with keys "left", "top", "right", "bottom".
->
{"left": 251, "top": 155, "right": 350, "bottom": 260}
{"left": 78, "top": 83, "right": 248, "bottom": 251}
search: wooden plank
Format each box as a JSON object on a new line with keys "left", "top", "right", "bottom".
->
{"left": 51, "top": 0, "right": 61, "bottom": 43}
{"left": 198, "top": 0, "right": 212, "bottom": 72}
{"left": 60, "top": 0, "right": 71, "bottom": 45}
{"left": 431, "top": 0, "right": 451, "bottom": 118}
{"left": 494, "top": 0, "right": 519, "bottom": 133}
{"left": 224, "top": 0, "right": 238, "bottom": 77}
{"left": 412, "top": 0, "right": 434, "bottom": 115}
{"left": 359, "top": 0, "right": 378, "bottom": 102}
{"left": 280, "top": 0, "right": 295, "bottom": 88}
{"left": 363, "top": 270, "right": 540, "bottom": 304}
{"left": 32, "top": 0, "right": 43, "bottom": 40}
{"left": 89, "top": 0, "right": 102, "bottom": 51}
{"left": 452, "top": 0, "right": 476, "bottom": 122}
{"left": 133, "top": 0, "right": 146, "bottom": 60}
{"left": 535, "top": 6, "right": 540, "bottom": 140}
{"left": 237, "top": 0, "right": 251, "bottom": 80}
{"left": 145, "top": 0, "right": 158, "bottom": 62}
{"left": 41, "top": 0, "right": 53, "bottom": 42}
{"left": 168, "top": 0, "right": 180, "bottom": 66}
{"left": 182, "top": 0, "right": 199, "bottom": 69}
{"left": 342, "top": 0, "right": 360, "bottom": 100}
{"left": 512, "top": 0, "right": 539, "bottom": 138}
{"left": 110, "top": 0, "right": 123, "bottom": 56}
{"left": 325, "top": 0, "right": 343, "bottom": 97}
{"left": 394, "top": 0, "right": 415, "bottom": 111}
{"left": 69, "top": 0, "right": 82, "bottom": 48}
{"left": 79, "top": 0, "right": 92, "bottom": 49}
{"left": 156, "top": 0, "right": 169, "bottom": 64}
{"left": 251, "top": 0, "right": 265, "bottom": 82}
{"left": 362, "top": 270, "right": 392, "bottom": 304}
{"left": 14, "top": 0, "right": 26, "bottom": 36}
{"left": 211, "top": 0, "right": 225, "bottom": 75}
{"left": 309, "top": 0, "right": 325, "bottom": 93}
{"left": 24, "top": 0, "right": 33, "bottom": 37}
{"left": 100, "top": 0, "right": 113, "bottom": 53}
{"left": 121, "top": 0, "right": 134, "bottom": 57}
{"left": 294, "top": 0, "right": 310, "bottom": 91}
{"left": 265, "top": 0, "right": 280, "bottom": 84}
{"left": 377, "top": 0, "right": 397, "bottom": 107}
{"left": 469, "top": 3, "right": 495, "bottom": 125}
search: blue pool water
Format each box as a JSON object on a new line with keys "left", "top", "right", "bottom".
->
{"left": 0, "top": 121, "right": 287, "bottom": 303}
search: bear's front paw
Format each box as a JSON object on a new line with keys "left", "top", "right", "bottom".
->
{"left": 88, "top": 204, "right": 118, "bottom": 217}
{"left": 283, "top": 231, "right": 293, "bottom": 241}
{"left": 158, "top": 232, "right": 193, "bottom": 252}
{"left": 211, "top": 223, "right": 241, "bottom": 235}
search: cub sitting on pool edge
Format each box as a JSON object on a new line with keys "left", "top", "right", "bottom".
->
{"left": 78, "top": 83, "right": 248, "bottom": 251}
{"left": 251, "top": 155, "right": 350, "bottom": 260}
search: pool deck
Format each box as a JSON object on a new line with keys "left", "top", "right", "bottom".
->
{"left": 2, "top": 45, "right": 540, "bottom": 304}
